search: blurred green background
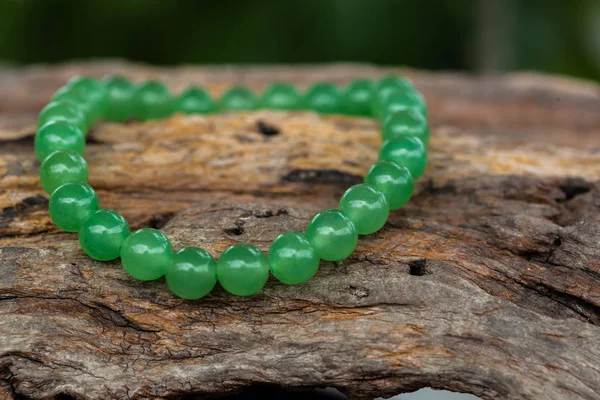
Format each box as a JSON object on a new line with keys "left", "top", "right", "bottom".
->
{"left": 0, "top": 0, "right": 598, "bottom": 81}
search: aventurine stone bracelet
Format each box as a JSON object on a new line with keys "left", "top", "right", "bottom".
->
{"left": 35, "top": 75, "right": 429, "bottom": 299}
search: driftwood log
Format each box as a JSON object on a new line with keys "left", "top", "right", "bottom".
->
{"left": 0, "top": 63, "right": 599, "bottom": 400}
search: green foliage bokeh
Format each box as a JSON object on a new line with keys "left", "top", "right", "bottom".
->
{"left": 0, "top": 0, "right": 597, "bottom": 81}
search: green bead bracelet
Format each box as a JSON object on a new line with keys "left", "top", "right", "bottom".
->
{"left": 37, "top": 74, "right": 429, "bottom": 299}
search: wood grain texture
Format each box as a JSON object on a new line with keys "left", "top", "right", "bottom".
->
{"left": 0, "top": 62, "right": 599, "bottom": 400}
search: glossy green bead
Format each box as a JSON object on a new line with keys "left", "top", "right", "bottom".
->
{"left": 51, "top": 86, "right": 80, "bottom": 105}
{"left": 269, "top": 231, "right": 319, "bottom": 285}
{"left": 339, "top": 184, "right": 389, "bottom": 235}
{"left": 302, "top": 82, "right": 343, "bottom": 114}
{"left": 382, "top": 108, "right": 430, "bottom": 144}
{"left": 217, "top": 244, "right": 269, "bottom": 296}
{"left": 379, "top": 136, "right": 428, "bottom": 179}
{"left": 133, "top": 80, "right": 174, "bottom": 121}
{"left": 120, "top": 228, "right": 173, "bottom": 281}
{"left": 79, "top": 209, "right": 130, "bottom": 261}
{"left": 102, "top": 75, "right": 135, "bottom": 121}
{"left": 39, "top": 150, "right": 88, "bottom": 194}
{"left": 380, "top": 90, "right": 427, "bottom": 120}
{"left": 365, "top": 161, "right": 414, "bottom": 210}
{"left": 176, "top": 87, "right": 215, "bottom": 114}
{"left": 372, "top": 76, "right": 415, "bottom": 117}
{"left": 35, "top": 121, "right": 85, "bottom": 162}
{"left": 166, "top": 247, "right": 217, "bottom": 299}
{"left": 219, "top": 86, "right": 258, "bottom": 111}
{"left": 67, "top": 76, "right": 110, "bottom": 122}
{"left": 259, "top": 82, "right": 300, "bottom": 110}
{"left": 38, "top": 101, "right": 87, "bottom": 134}
{"left": 68, "top": 76, "right": 109, "bottom": 105}
{"left": 342, "top": 79, "right": 374, "bottom": 116}
{"left": 305, "top": 209, "right": 358, "bottom": 261}
{"left": 375, "top": 75, "right": 414, "bottom": 95}
{"left": 49, "top": 182, "right": 99, "bottom": 232}
{"left": 51, "top": 87, "right": 94, "bottom": 127}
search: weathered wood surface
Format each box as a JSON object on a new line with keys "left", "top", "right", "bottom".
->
{"left": 0, "top": 62, "right": 599, "bottom": 400}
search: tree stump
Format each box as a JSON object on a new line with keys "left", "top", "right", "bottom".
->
{"left": 0, "top": 63, "right": 599, "bottom": 400}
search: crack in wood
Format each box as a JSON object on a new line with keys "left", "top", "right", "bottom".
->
{"left": 282, "top": 169, "right": 363, "bottom": 185}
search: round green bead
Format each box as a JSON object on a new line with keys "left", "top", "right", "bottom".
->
{"left": 51, "top": 86, "right": 80, "bottom": 105}
{"left": 38, "top": 101, "right": 87, "bottom": 134}
{"left": 379, "top": 137, "right": 428, "bottom": 179}
{"left": 305, "top": 209, "right": 358, "bottom": 261}
{"left": 79, "top": 209, "right": 130, "bottom": 261}
{"left": 374, "top": 76, "right": 414, "bottom": 96}
{"left": 39, "top": 150, "right": 88, "bottom": 194}
{"left": 102, "top": 75, "right": 135, "bottom": 121}
{"left": 176, "top": 87, "right": 215, "bottom": 114}
{"left": 133, "top": 80, "right": 174, "bottom": 121}
{"left": 342, "top": 79, "right": 374, "bottom": 116}
{"left": 120, "top": 228, "right": 173, "bottom": 281}
{"left": 365, "top": 161, "right": 414, "bottom": 210}
{"left": 259, "top": 82, "right": 300, "bottom": 110}
{"left": 51, "top": 87, "right": 94, "bottom": 127}
{"left": 67, "top": 76, "right": 110, "bottom": 122}
{"left": 302, "top": 83, "right": 342, "bottom": 114}
{"left": 217, "top": 244, "right": 269, "bottom": 296}
{"left": 35, "top": 121, "right": 85, "bottom": 162}
{"left": 268, "top": 231, "right": 320, "bottom": 285}
{"left": 219, "top": 86, "right": 258, "bottom": 111}
{"left": 166, "top": 247, "right": 217, "bottom": 299}
{"left": 372, "top": 76, "right": 415, "bottom": 117}
{"left": 339, "top": 184, "right": 389, "bottom": 235}
{"left": 382, "top": 108, "right": 430, "bottom": 144}
{"left": 49, "top": 182, "right": 99, "bottom": 232}
{"left": 380, "top": 90, "right": 427, "bottom": 120}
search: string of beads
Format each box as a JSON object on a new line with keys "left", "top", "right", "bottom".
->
{"left": 36, "top": 75, "right": 429, "bottom": 298}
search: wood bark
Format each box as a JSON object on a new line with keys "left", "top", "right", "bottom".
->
{"left": 0, "top": 62, "right": 599, "bottom": 400}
